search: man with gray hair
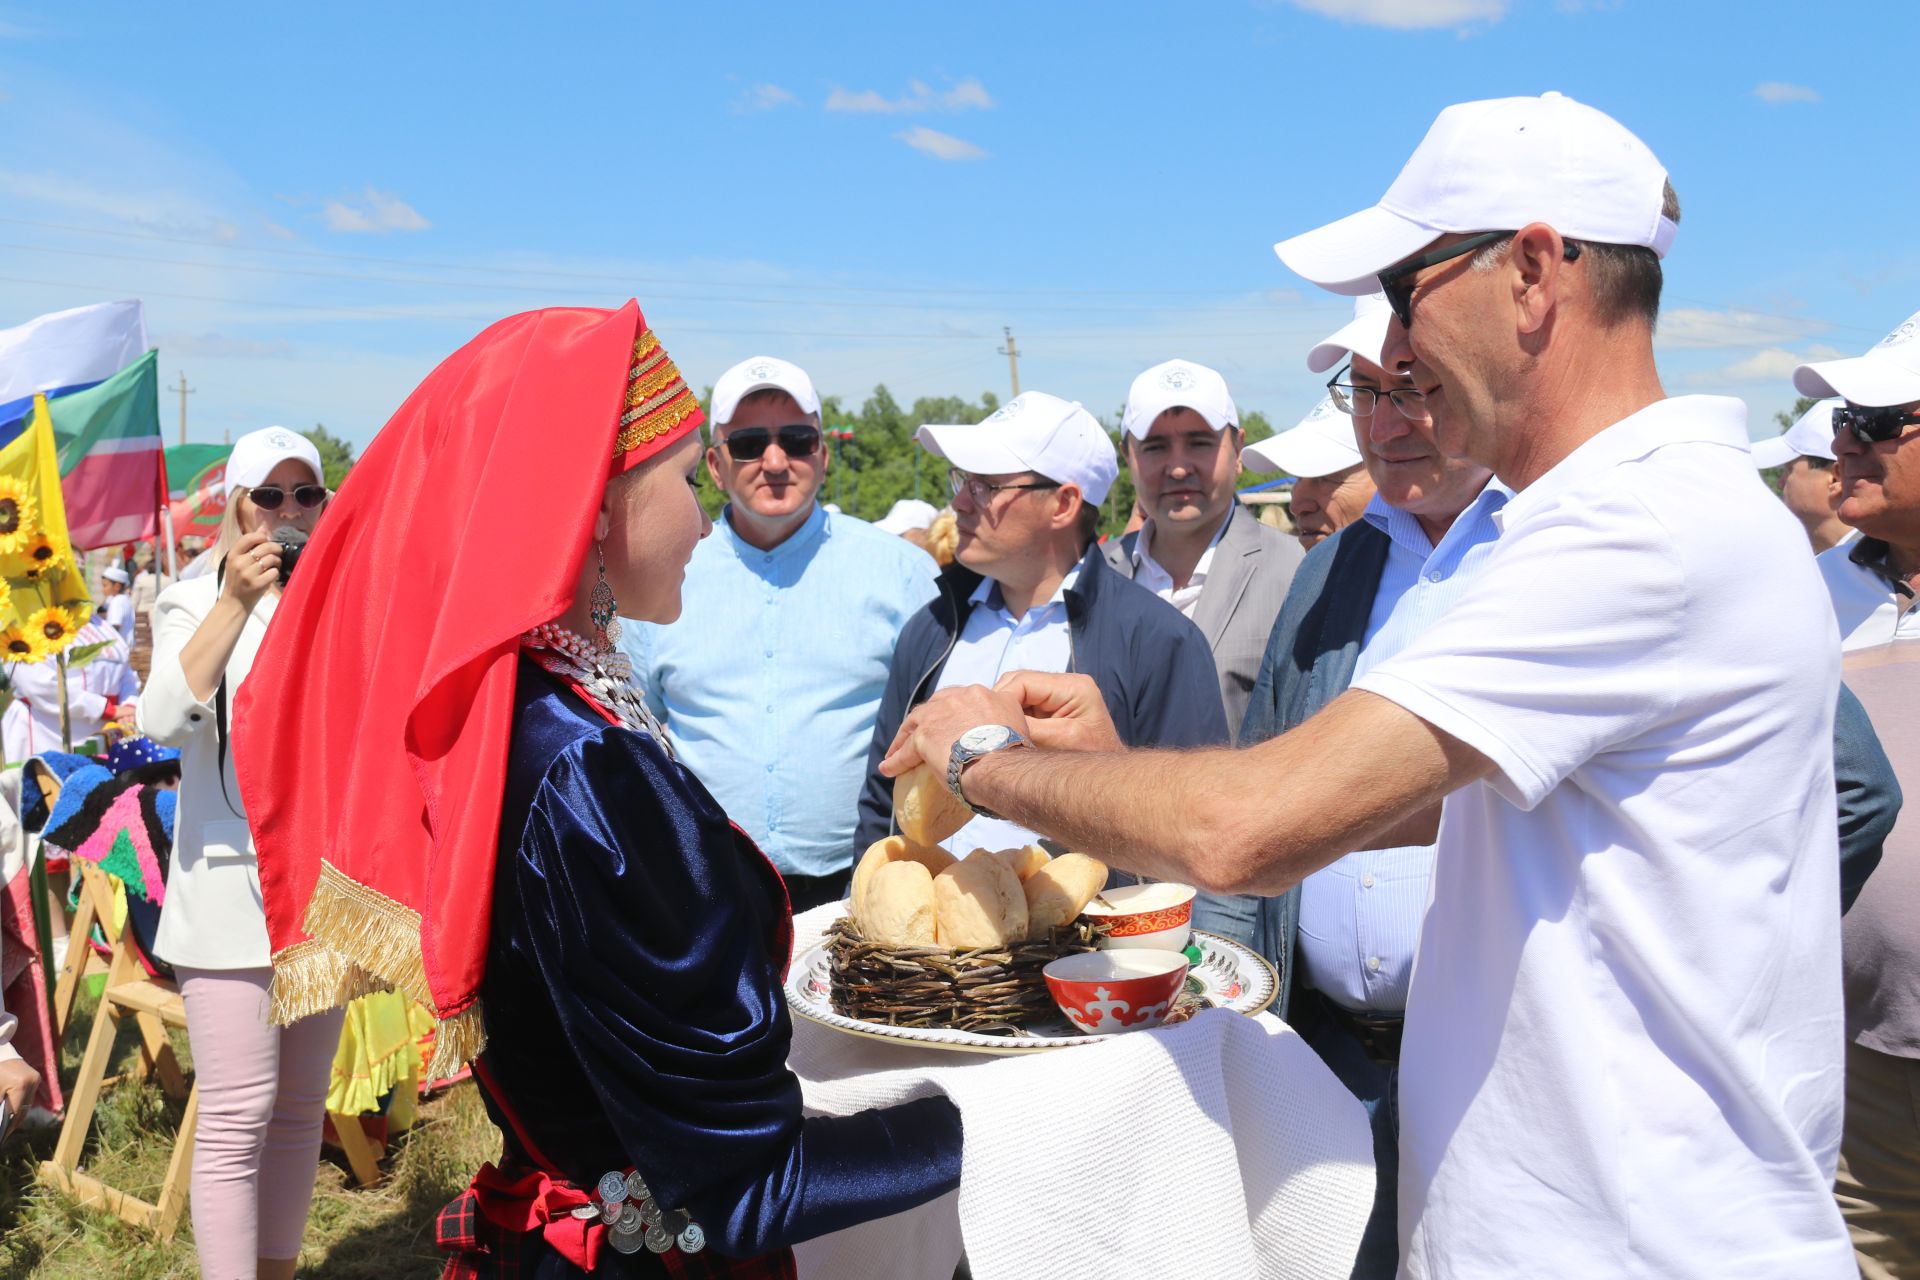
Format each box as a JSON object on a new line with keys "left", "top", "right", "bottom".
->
{"left": 882, "top": 94, "right": 1856, "bottom": 1277}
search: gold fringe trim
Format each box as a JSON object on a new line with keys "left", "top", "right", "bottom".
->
{"left": 267, "top": 859, "right": 490, "bottom": 1075}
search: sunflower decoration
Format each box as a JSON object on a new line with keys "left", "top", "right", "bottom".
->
{"left": 24, "top": 605, "right": 76, "bottom": 659}
{"left": 0, "top": 575, "right": 13, "bottom": 619}
{"left": 19, "top": 532, "right": 65, "bottom": 581}
{"left": 0, "top": 622, "right": 42, "bottom": 664}
{"left": 63, "top": 601, "right": 96, "bottom": 636}
{"left": 0, "top": 476, "right": 36, "bottom": 557}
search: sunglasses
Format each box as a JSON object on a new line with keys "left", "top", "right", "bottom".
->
{"left": 720, "top": 424, "right": 822, "bottom": 462}
{"left": 249, "top": 484, "right": 327, "bottom": 511}
{"left": 1833, "top": 404, "right": 1920, "bottom": 446}
{"left": 1378, "top": 231, "right": 1582, "bottom": 329}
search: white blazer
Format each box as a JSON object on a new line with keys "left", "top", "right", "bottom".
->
{"left": 140, "top": 575, "right": 278, "bottom": 971}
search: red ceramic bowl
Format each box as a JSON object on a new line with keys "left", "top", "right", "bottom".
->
{"left": 1043, "top": 950, "right": 1190, "bottom": 1035}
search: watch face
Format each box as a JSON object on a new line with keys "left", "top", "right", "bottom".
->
{"left": 959, "top": 724, "right": 1014, "bottom": 752}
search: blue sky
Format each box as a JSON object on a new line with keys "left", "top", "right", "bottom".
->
{"left": 1, "top": 0, "right": 1915, "bottom": 450}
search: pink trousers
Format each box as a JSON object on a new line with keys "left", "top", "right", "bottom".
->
{"left": 176, "top": 966, "right": 343, "bottom": 1278}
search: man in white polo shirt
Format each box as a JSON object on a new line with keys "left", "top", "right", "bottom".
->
{"left": 1752, "top": 399, "right": 1856, "bottom": 554}
{"left": 881, "top": 93, "right": 1852, "bottom": 1278}
{"left": 1793, "top": 313, "right": 1920, "bottom": 651}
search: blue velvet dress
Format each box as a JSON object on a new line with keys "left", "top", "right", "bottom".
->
{"left": 467, "top": 659, "right": 962, "bottom": 1276}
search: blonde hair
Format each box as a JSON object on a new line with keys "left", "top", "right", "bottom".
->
{"left": 212, "top": 489, "right": 252, "bottom": 562}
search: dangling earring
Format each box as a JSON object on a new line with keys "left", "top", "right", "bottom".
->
{"left": 589, "top": 540, "right": 621, "bottom": 653}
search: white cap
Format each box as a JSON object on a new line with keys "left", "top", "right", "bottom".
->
{"left": 225, "top": 426, "right": 324, "bottom": 498}
{"left": 710, "top": 356, "right": 822, "bottom": 426}
{"left": 1275, "top": 92, "right": 1677, "bottom": 296}
{"left": 1241, "top": 397, "right": 1364, "bottom": 479}
{"left": 916, "top": 391, "right": 1119, "bottom": 506}
{"left": 1749, "top": 399, "right": 1840, "bottom": 469}
{"left": 1793, "top": 310, "right": 1920, "bottom": 408}
{"left": 875, "top": 498, "right": 939, "bottom": 535}
{"left": 1121, "top": 359, "right": 1238, "bottom": 439}
{"left": 1306, "top": 294, "right": 1395, "bottom": 373}
{"left": 102, "top": 566, "right": 130, "bottom": 585}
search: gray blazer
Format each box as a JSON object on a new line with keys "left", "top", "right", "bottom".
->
{"left": 1105, "top": 505, "right": 1304, "bottom": 739}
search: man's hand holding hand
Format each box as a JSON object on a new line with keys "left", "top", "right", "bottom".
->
{"left": 992, "top": 672, "right": 1122, "bottom": 754}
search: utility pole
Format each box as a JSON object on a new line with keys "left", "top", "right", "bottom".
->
{"left": 998, "top": 327, "right": 1021, "bottom": 398}
{"left": 173, "top": 373, "right": 194, "bottom": 445}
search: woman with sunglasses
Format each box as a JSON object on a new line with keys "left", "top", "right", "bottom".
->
{"left": 233, "top": 306, "right": 961, "bottom": 1277}
{"left": 139, "top": 426, "right": 337, "bottom": 1280}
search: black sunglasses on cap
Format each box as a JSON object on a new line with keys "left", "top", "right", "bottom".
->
{"left": 249, "top": 484, "right": 328, "bottom": 510}
{"left": 1833, "top": 404, "right": 1920, "bottom": 446}
{"left": 720, "top": 424, "right": 822, "bottom": 462}
{"left": 1377, "top": 230, "right": 1582, "bottom": 329}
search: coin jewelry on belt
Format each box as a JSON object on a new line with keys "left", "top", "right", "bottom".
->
{"left": 580, "top": 1167, "right": 708, "bottom": 1256}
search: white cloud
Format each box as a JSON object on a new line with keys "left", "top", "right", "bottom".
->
{"left": 0, "top": 168, "right": 234, "bottom": 235}
{"left": 895, "top": 127, "right": 988, "bottom": 162}
{"left": 321, "top": 187, "right": 430, "bottom": 234}
{"left": 735, "top": 83, "right": 798, "bottom": 113}
{"left": 1284, "top": 0, "right": 1507, "bottom": 29}
{"left": 1754, "top": 81, "right": 1820, "bottom": 105}
{"left": 827, "top": 78, "right": 995, "bottom": 114}
{"left": 1682, "top": 343, "right": 1847, "bottom": 387}
{"left": 1656, "top": 307, "right": 1830, "bottom": 350}
{"left": 155, "top": 331, "right": 296, "bottom": 360}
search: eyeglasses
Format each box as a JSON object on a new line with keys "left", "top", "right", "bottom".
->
{"left": 948, "top": 469, "right": 1059, "bottom": 504}
{"left": 1833, "top": 404, "right": 1920, "bottom": 446}
{"left": 1377, "top": 231, "right": 1582, "bottom": 329}
{"left": 249, "top": 484, "right": 328, "bottom": 511}
{"left": 1325, "top": 363, "right": 1431, "bottom": 422}
{"left": 720, "top": 424, "right": 822, "bottom": 462}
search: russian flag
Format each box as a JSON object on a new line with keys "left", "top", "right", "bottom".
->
{"left": 0, "top": 300, "right": 148, "bottom": 437}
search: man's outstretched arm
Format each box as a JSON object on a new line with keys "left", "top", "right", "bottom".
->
{"left": 882, "top": 676, "right": 1492, "bottom": 898}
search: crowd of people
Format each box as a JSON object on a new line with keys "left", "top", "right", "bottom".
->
{"left": 0, "top": 88, "right": 1912, "bottom": 1279}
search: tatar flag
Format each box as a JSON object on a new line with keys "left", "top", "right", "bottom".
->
{"left": 0, "top": 300, "right": 147, "bottom": 432}
{"left": 47, "top": 350, "right": 166, "bottom": 549}
{"left": 165, "top": 442, "right": 234, "bottom": 542}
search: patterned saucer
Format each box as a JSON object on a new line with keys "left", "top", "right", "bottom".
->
{"left": 785, "top": 930, "right": 1277, "bottom": 1055}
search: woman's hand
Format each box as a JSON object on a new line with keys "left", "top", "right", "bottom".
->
{"left": 220, "top": 530, "right": 281, "bottom": 612}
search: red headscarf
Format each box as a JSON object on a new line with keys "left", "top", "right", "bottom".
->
{"left": 234, "top": 303, "right": 703, "bottom": 1074}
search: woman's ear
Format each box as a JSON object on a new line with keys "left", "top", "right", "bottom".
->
{"left": 594, "top": 499, "right": 613, "bottom": 543}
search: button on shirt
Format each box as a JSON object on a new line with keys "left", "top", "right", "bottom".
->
{"left": 932, "top": 567, "right": 1079, "bottom": 853}
{"left": 1130, "top": 516, "right": 1226, "bottom": 618}
{"left": 624, "top": 505, "right": 938, "bottom": 879}
{"left": 1818, "top": 536, "right": 1920, "bottom": 651}
{"left": 1353, "top": 397, "right": 1851, "bottom": 1277}
{"left": 1296, "top": 482, "right": 1509, "bottom": 1014}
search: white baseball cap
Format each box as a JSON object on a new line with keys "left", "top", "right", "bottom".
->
{"left": 1793, "top": 310, "right": 1920, "bottom": 408}
{"left": 710, "top": 356, "right": 822, "bottom": 427}
{"left": 1275, "top": 92, "right": 1677, "bottom": 296}
{"left": 225, "top": 426, "right": 324, "bottom": 498}
{"left": 916, "top": 391, "right": 1119, "bottom": 506}
{"left": 1121, "top": 359, "right": 1239, "bottom": 439}
{"left": 1241, "top": 396, "right": 1364, "bottom": 479}
{"left": 1306, "top": 294, "right": 1395, "bottom": 373}
{"left": 875, "top": 498, "right": 939, "bottom": 535}
{"left": 102, "top": 566, "right": 130, "bottom": 586}
{"left": 1749, "top": 399, "right": 1840, "bottom": 469}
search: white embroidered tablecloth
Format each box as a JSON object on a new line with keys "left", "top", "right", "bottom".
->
{"left": 786, "top": 903, "right": 1375, "bottom": 1280}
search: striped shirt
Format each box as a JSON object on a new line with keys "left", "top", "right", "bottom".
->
{"left": 1295, "top": 481, "right": 1511, "bottom": 1013}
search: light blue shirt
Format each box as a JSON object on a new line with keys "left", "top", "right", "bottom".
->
{"left": 931, "top": 567, "right": 1080, "bottom": 854}
{"left": 1296, "top": 482, "right": 1511, "bottom": 1013}
{"left": 623, "top": 504, "right": 939, "bottom": 879}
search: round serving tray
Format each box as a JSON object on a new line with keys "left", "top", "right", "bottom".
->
{"left": 786, "top": 929, "right": 1278, "bottom": 1055}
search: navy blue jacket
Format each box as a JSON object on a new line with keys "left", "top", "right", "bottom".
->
{"left": 1207, "top": 520, "right": 1902, "bottom": 1020}
{"left": 856, "top": 541, "right": 1229, "bottom": 851}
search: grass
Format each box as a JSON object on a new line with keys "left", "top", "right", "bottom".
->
{"left": 0, "top": 987, "right": 502, "bottom": 1278}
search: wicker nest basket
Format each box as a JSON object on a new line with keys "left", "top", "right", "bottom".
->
{"left": 825, "top": 915, "right": 1107, "bottom": 1035}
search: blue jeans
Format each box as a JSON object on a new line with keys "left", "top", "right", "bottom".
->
{"left": 1292, "top": 989, "right": 1401, "bottom": 1280}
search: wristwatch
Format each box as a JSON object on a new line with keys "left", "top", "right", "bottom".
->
{"left": 947, "top": 724, "right": 1030, "bottom": 819}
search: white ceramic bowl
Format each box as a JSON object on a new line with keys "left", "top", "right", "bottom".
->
{"left": 1080, "top": 882, "right": 1197, "bottom": 951}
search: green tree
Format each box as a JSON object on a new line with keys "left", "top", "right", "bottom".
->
{"left": 1774, "top": 395, "right": 1820, "bottom": 433}
{"left": 302, "top": 424, "right": 357, "bottom": 489}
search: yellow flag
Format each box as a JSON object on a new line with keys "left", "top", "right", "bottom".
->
{"left": 0, "top": 395, "right": 93, "bottom": 662}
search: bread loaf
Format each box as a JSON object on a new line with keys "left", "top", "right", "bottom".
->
{"left": 1022, "top": 852, "right": 1109, "bottom": 939}
{"left": 986, "top": 844, "right": 1052, "bottom": 882}
{"left": 852, "top": 836, "right": 955, "bottom": 922}
{"left": 865, "top": 861, "right": 937, "bottom": 947}
{"left": 933, "top": 855, "right": 1028, "bottom": 950}
{"left": 893, "top": 762, "right": 972, "bottom": 847}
